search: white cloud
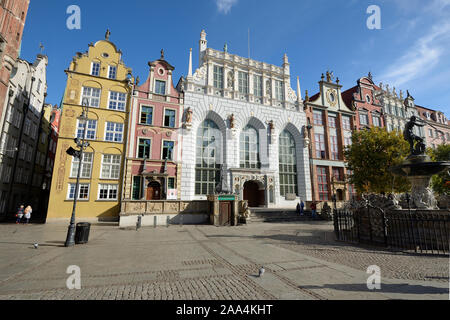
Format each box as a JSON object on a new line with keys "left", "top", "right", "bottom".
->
{"left": 379, "top": 0, "right": 450, "bottom": 90}
{"left": 380, "top": 23, "right": 450, "bottom": 86}
{"left": 216, "top": 0, "right": 238, "bottom": 14}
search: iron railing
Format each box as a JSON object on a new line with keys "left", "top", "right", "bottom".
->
{"left": 334, "top": 207, "right": 450, "bottom": 255}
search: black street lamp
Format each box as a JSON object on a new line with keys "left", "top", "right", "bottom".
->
{"left": 64, "top": 98, "right": 90, "bottom": 247}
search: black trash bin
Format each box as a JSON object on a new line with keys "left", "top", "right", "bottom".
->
{"left": 75, "top": 222, "right": 91, "bottom": 244}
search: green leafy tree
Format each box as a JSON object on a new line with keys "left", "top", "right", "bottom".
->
{"left": 344, "top": 127, "right": 410, "bottom": 194}
{"left": 427, "top": 144, "right": 450, "bottom": 195}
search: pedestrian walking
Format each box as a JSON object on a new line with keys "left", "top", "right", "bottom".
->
{"left": 296, "top": 202, "right": 301, "bottom": 215}
{"left": 300, "top": 200, "right": 305, "bottom": 216}
{"left": 16, "top": 205, "right": 25, "bottom": 224}
{"left": 24, "top": 205, "right": 32, "bottom": 224}
{"left": 310, "top": 202, "right": 317, "bottom": 219}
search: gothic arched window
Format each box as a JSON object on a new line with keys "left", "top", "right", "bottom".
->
{"left": 195, "top": 119, "right": 221, "bottom": 195}
{"left": 279, "top": 130, "right": 298, "bottom": 196}
{"left": 240, "top": 125, "right": 260, "bottom": 169}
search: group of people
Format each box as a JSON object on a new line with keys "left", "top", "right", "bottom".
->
{"left": 15, "top": 205, "right": 32, "bottom": 224}
{"left": 296, "top": 200, "right": 319, "bottom": 219}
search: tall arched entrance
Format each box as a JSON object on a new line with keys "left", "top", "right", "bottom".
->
{"left": 243, "top": 181, "right": 265, "bottom": 207}
{"left": 147, "top": 181, "right": 161, "bottom": 200}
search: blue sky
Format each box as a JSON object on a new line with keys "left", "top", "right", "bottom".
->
{"left": 20, "top": 0, "right": 450, "bottom": 115}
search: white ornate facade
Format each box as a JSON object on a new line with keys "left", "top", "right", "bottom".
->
{"left": 377, "top": 84, "right": 424, "bottom": 138}
{"left": 178, "top": 30, "right": 311, "bottom": 208}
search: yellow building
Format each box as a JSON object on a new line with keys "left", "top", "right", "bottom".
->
{"left": 47, "top": 34, "right": 132, "bottom": 221}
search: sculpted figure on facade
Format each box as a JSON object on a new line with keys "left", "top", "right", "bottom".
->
{"left": 186, "top": 107, "right": 193, "bottom": 124}
{"left": 227, "top": 71, "right": 234, "bottom": 89}
{"left": 265, "top": 80, "right": 271, "bottom": 96}
{"left": 229, "top": 114, "right": 235, "bottom": 129}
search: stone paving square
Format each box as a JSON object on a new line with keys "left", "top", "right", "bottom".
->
{"left": 0, "top": 221, "right": 448, "bottom": 300}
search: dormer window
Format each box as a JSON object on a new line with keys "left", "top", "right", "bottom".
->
{"left": 155, "top": 80, "right": 166, "bottom": 95}
{"left": 108, "top": 66, "right": 117, "bottom": 79}
{"left": 366, "top": 94, "right": 371, "bottom": 103}
{"left": 91, "top": 62, "right": 100, "bottom": 76}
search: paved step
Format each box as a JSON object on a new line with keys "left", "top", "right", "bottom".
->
{"left": 249, "top": 209, "right": 317, "bottom": 223}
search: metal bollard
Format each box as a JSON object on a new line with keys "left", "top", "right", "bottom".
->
{"left": 136, "top": 215, "right": 142, "bottom": 231}
{"left": 154, "top": 216, "right": 157, "bottom": 228}
{"left": 166, "top": 216, "right": 170, "bottom": 227}
{"left": 180, "top": 215, "right": 183, "bottom": 227}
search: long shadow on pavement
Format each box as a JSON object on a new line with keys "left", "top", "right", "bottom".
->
{"left": 301, "top": 283, "right": 449, "bottom": 295}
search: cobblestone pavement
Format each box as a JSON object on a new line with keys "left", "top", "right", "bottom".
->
{"left": 0, "top": 221, "right": 448, "bottom": 300}
{"left": 256, "top": 222, "right": 449, "bottom": 283}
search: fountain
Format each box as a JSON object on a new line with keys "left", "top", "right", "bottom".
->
{"left": 390, "top": 116, "right": 449, "bottom": 209}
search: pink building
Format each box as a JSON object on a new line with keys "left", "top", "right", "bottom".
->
{"left": 122, "top": 51, "right": 183, "bottom": 201}
{"left": 341, "top": 74, "right": 384, "bottom": 131}
{"left": 415, "top": 105, "right": 450, "bottom": 149}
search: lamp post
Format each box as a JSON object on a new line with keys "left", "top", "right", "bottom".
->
{"left": 64, "top": 98, "right": 90, "bottom": 247}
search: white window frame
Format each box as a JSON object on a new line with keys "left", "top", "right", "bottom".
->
{"left": 70, "top": 152, "right": 93, "bottom": 178}
{"left": 372, "top": 116, "right": 381, "bottom": 127}
{"left": 108, "top": 91, "right": 126, "bottom": 111}
{"left": 213, "top": 65, "right": 224, "bottom": 89}
{"left": 359, "top": 113, "right": 369, "bottom": 126}
{"left": 104, "top": 122, "right": 124, "bottom": 143}
{"left": 76, "top": 119, "right": 97, "bottom": 140}
{"left": 274, "top": 80, "right": 284, "bottom": 101}
{"left": 238, "top": 71, "right": 249, "bottom": 95}
{"left": 91, "top": 62, "right": 100, "bottom": 76}
{"left": 108, "top": 65, "right": 117, "bottom": 80}
{"left": 313, "top": 110, "right": 324, "bottom": 126}
{"left": 253, "top": 74, "right": 263, "bottom": 97}
{"left": 81, "top": 87, "right": 101, "bottom": 108}
{"left": 100, "top": 154, "right": 121, "bottom": 180}
{"left": 97, "top": 184, "right": 118, "bottom": 201}
{"left": 67, "top": 183, "right": 91, "bottom": 201}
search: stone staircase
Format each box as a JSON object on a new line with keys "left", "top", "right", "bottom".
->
{"left": 249, "top": 208, "right": 316, "bottom": 223}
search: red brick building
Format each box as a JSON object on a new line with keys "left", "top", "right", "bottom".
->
{"left": 341, "top": 73, "right": 384, "bottom": 130}
{"left": 0, "top": 0, "right": 30, "bottom": 124}
{"left": 303, "top": 72, "right": 356, "bottom": 208}
{"left": 122, "top": 51, "right": 183, "bottom": 202}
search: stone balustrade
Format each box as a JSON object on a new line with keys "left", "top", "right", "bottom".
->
{"left": 119, "top": 200, "right": 209, "bottom": 227}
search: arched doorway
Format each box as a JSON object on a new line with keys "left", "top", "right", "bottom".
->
{"left": 243, "top": 181, "right": 265, "bottom": 207}
{"left": 147, "top": 181, "right": 161, "bottom": 200}
{"left": 336, "top": 189, "right": 344, "bottom": 201}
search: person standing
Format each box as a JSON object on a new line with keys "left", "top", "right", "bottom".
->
{"left": 24, "top": 206, "right": 32, "bottom": 224}
{"left": 16, "top": 205, "right": 25, "bottom": 224}
{"left": 310, "top": 202, "right": 317, "bottom": 219}
{"left": 300, "top": 200, "right": 305, "bottom": 216}
{"left": 296, "top": 202, "right": 301, "bottom": 215}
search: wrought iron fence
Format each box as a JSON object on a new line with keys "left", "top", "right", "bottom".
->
{"left": 334, "top": 208, "right": 450, "bottom": 255}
